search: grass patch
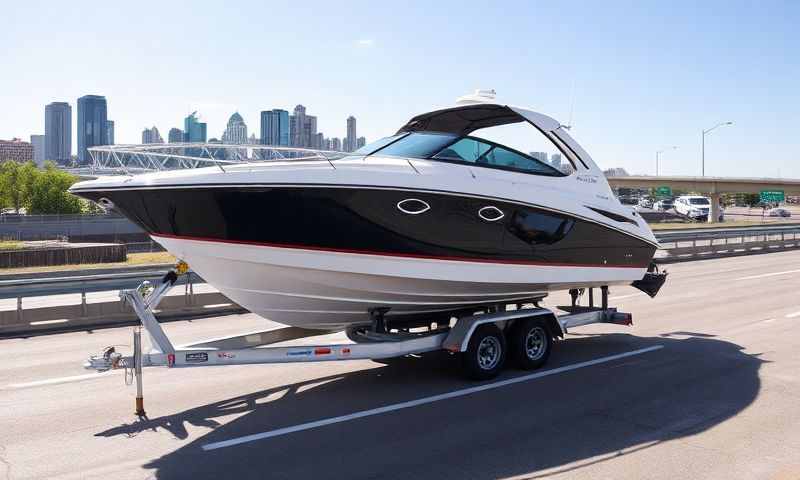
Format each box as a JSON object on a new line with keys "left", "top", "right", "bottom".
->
{"left": 650, "top": 220, "right": 800, "bottom": 230}
{"left": 0, "top": 241, "right": 23, "bottom": 250}
{"left": 0, "top": 251, "right": 176, "bottom": 275}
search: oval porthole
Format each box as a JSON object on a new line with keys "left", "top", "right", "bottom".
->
{"left": 397, "top": 198, "right": 431, "bottom": 215}
{"left": 478, "top": 206, "right": 505, "bottom": 222}
{"left": 98, "top": 197, "right": 115, "bottom": 209}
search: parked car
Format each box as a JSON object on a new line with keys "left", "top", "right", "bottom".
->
{"left": 653, "top": 199, "right": 674, "bottom": 211}
{"left": 768, "top": 207, "right": 792, "bottom": 217}
{"left": 638, "top": 197, "right": 653, "bottom": 209}
{"left": 674, "top": 195, "right": 712, "bottom": 221}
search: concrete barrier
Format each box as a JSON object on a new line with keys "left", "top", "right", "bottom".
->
{"left": 0, "top": 291, "right": 245, "bottom": 337}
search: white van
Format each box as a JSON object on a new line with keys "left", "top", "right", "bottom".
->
{"left": 674, "top": 195, "right": 711, "bottom": 221}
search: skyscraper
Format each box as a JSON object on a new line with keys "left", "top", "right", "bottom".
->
{"left": 357, "top": 136, "right": 366, "bottom": 150}
{"left": 550, "top": 153, "right": 562, "bottom": 169}
{"left": 329, "top": 137, "right": 342, "bottom": 152}
{"left": 289, "top": 105, "right": 318, "bottom": 147}
{"left": 77, "top": 95, "right": 108, "bottom": 164}
{"left": 184, "top": 112, "right": 207, "bottom": 142}
{"left": 167, "top": 128, "right": 184, "bottom": 143}
{"left": 142, "top": 126, "right": 164, "bottom": 144}
{"left": 30, "top": 135, "right": 45, "bottom": 166}
{"left": 345, "top": 116, "right": 357, "bottom": 152}
{"left": 260, "top": 109, "right": 290, "bottom": 146}
{"left": 221, "top": 112, "right": 248, "bottom": 144}
{"left": 45, "top": 101, "right": 71, "bottom": 164}
{"left": 106, "top": 120, "right": 115, "bottom": 145}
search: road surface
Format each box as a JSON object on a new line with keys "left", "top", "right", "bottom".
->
{"left": 1, "top": 250, "right": 799, "bottom": 479}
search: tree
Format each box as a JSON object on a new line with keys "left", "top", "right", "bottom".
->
{"left": 27, "top": 163, "right": 82, "bottom": 214}
{"left": 0, "top": 161, "right": 36, "bottom": 212}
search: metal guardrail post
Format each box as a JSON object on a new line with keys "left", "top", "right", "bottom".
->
{"left": 17, "top": 297, "right": 23, "bottom": 324}
{"left": 81, "top": 291, "right": 88, "bottom": 317}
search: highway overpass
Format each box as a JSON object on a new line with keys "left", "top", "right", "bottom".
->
{"left": 607, "top": 175, "right": 800, "bottom": 222}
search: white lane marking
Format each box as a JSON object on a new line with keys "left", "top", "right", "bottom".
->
{"left": 609, "top": 292, "right": 646, "bottom": 301}
{"left": 786, "top": 311, "right": 800, "bottom": 318}
{"left": 202, "top": 345, "right": 664, "bottom": 451}
{"left": 3, "top": 371, "right": 120, "bottom": 389}
{"left": 735, "top": 269, "right": 800, "bottom": 281}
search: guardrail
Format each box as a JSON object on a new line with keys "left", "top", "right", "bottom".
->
{"left": 0, "top": 269, "right": 245, "bottom": 337}
{"left": 655, "top": 226, "right": 800, "bottom": 261}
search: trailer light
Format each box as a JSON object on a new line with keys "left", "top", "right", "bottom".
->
{"left": 314, "top": 348, "right": 332, "bottom": 355}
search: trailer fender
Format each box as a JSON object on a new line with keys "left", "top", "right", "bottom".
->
{"left": 443, "top": 308, "right": 560, "bottom": 353}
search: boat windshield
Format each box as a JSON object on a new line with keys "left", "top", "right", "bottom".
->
{"left": 365, "top": 131, "right": 565, "bottom": 177}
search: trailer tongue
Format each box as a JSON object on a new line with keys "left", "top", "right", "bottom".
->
{"left": 85, "top": 262, "right": 634, "bottom": 416}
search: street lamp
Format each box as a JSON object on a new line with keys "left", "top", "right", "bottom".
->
{"left": 701, "top": 121, "right": 733, "bottom": 176}
{"left": 655, "top": 146, "right": 678, "bottom": 176}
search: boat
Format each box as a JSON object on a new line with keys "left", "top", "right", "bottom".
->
{"left": 69, "top": 90, "right": 663, "bottom": 331}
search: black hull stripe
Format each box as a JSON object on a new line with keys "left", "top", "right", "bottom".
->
{"left": 152, "top": 233, "right": 649, "bottom": 269}
{"left": 73, "top": 182, "right": 659, "bottom": 248}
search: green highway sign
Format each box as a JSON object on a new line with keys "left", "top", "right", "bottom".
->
{"left": 655, "top": 186, "right": 672, "bottom": 197}
{"left": 759, "top": 190, "right": 785, "bottom": 203}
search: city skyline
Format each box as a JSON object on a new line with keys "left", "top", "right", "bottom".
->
{"left": 1, "top": 1, "right": 798, "bottom": 176}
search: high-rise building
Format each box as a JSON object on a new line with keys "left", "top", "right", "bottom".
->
{"left": 248, "top": 133, "right": 258, "bottom": 145}
{"left": 345, "top": 116, "right": 357, "bottom": 152}
{"left": 106, "top": 120, "right": 115, "bottom": 145}
{"left": 260, "top": 109, "right": 290, "bottom": 146}
{"left": 30, "top": 135, "right": 45, "bottom": 166}
{"left": 289, "top": 105, "right": 318, "bottom": 147}
{"left": 184, "top": 111, "right": 207, "bottom": 142}
{"left": 45, "top": 101, "right": 72, "bottom": 164}
{"left": 77, "top": 95, "right": 108, "bottom": 164}
{"left": 329, "top": 137, "right": 342, "bottom": 152}
{"left": 356, "top": 136, "right": 366, "bottom": 150}
{"left": 167, "top": 128, "right": 184, "bottom": 143}
{"left": 312, "top": 132, "right": 324, "bottom": 150}
{"left": 0, "top": 139, "right": 33, "bottom": 163}
{"left": 142, "top": 126, "right": 164, "bottom": 144}
{"left": 221, "top": 112, "right": 248, "bottom": 144}
{"left": 550, "top": 153, "right": 562, "bottom": 169}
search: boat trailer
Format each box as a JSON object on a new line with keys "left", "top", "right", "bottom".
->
{"left": 85, "top": 263, "right": 634, "bottom": 416}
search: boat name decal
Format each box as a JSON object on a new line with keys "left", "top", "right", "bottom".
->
{"left": 286, "top": 349, "right": 313, "bottom": 357}
{"left": 185, "top": 352, "right": 208, "bottom": 363}
{"left": 576, "top": 174, "right": 598, "bottom": 184}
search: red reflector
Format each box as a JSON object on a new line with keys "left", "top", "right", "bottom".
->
{"left": 314, "top": 347, "right": 332, "bottom": 355}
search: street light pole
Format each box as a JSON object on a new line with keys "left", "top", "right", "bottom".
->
{"left": 656, "top": 146, "right": 677, "bottom": 176}
{"left": 701, "top": 121, "right": 733, "bottom": 177}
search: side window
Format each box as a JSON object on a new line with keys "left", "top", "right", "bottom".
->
{"left": 433, "top": 138, "right": 491, "bottom": 163}
{"left": 481, "top": 146, "right": 563, "bottom": 176}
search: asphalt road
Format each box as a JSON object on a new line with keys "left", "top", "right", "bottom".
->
{"left": 1, "top": 251, "right": 800, "bottom": 479}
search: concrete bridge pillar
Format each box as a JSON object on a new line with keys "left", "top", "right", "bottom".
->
{"left": 709, "top": 192, "right": 721, "bottom": 223}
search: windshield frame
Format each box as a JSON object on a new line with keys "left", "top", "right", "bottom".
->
{"left": 365, "top": 131, "right": 567, "bottom": 178}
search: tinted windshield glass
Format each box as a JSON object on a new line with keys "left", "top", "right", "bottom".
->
{"left": 354, "top": 134, "right": 407, "bottom": 155}
{"left": 689, "top": 198, "right": 710, "bottom": 205}
{"left": 374, "top": 132, "right": 458, "bottom": 158}
{"left": 433, "top": 136, "right": 563, "bottom": 176}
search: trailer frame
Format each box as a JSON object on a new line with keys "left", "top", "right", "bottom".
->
{"left": 84, "top": 264, "right": 633, "bottom": 415}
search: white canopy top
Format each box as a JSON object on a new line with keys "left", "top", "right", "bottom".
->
{"left": 397, "top": 91, "right": 562, "bottom": 135}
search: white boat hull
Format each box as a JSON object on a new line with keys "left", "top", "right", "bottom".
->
{"left": 155, "top": 235, "right": 647, "bottom": 330}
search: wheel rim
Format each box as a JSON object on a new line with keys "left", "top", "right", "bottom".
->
{"left": 477, "top": 336, "right": 501, "bottom": 370}
{"left": 525, "top": 327, "right": 547, "bottom": 360}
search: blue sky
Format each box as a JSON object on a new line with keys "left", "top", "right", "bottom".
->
{"left": 1, "top": 0, "right": 798, "bottom": 177}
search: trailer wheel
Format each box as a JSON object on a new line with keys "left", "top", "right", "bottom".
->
{"left": 509, "top": 318, "right": 552, "bottom": 370}
{"left": 461, "top": 324, "right": 506, "bottom": 380}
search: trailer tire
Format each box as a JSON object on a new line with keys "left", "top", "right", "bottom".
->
{"left": 509, "top": 317, "right": 552, "bottom": 370}
{"left": 461, "top": 324, "right": 506, "bottom": 380}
